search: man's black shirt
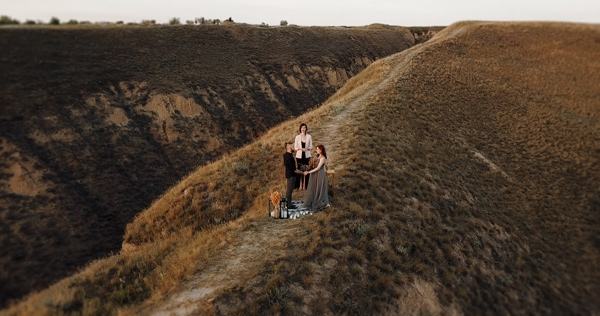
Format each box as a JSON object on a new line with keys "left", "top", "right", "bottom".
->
{"left": 283, "top": 152, "right": 296, "bottom": 179}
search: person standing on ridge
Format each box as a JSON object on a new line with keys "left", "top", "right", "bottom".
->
{"left": 303, "top": 144, "right": 330, "bottom": 212}
{"left": 295, "top": 123, "right": 313, "bottom": 190}
{"left": 283, "top": 142, "right": 303, "bottom": 209}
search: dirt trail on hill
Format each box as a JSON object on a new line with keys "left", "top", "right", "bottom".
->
{"left": 0, "top": 25, "right": 416, "bottom": 306}
{"left": 319, "top": 48, "right": 420, "bottom": 170}
{"left": 145, "top": 50, "right": 419, "bottom": 315}
{"left": 147, "top": 220, "right": 302, "bottom": 316}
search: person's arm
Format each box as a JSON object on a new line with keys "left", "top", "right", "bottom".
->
{"left": 294, "top": 135, "right": 301, "bottom": 152}
{"left": 307, "top": 135, "right": 313, "bottom": 151}
{"left": 307, "top": 157, "right": 325, "bottom": 174}
{"left": 284, "top": 154, "right": 295, "bottom": 172}
{"left": 286, "top": 155, "right": 303, "bottom": 174}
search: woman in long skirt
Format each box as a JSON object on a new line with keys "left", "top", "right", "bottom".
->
{"left": 303, "top": 145, "right": 330, "bottom": 212}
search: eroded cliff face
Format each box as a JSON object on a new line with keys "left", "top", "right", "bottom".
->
{"left": 0, "top": 24, "right": 414, "bottom": 305}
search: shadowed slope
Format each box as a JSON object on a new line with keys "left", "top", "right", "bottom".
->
{"left": 0, "top": 23, "right": 414, "bottom": 306}
{"left": 3, "top": 21, "right": 599, "bottom": 315}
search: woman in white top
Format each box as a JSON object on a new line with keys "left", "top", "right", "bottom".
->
{"left": 295, "top": 123, "right": 313, "bottom": 190}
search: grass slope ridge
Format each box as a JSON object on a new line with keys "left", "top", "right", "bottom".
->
{"left": 0, "top": 24, "right": 414, "bottom": 306}
{"left": 3, "top": 21, "right": 599, "bottom": 315}
{"left": 235, "top": 21, "right": 598, "bottom": 315}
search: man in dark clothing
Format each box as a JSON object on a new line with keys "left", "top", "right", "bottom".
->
{"left": 283, "top": 142, "right": 302, "bottom": 209}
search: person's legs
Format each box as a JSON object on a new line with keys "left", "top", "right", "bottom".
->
{"left": 286, "top": 176, "right": 296, "bottom": 208}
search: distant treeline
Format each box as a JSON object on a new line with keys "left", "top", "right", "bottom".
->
{"left": 0, "top": 15, "right": 290, "bottom": 27}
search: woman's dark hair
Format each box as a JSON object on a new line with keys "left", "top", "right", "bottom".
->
{"left": 299, "top": 123, "right": 308, "bottom": 134}
{"left": 316, "top": 144, "right": 327, "bottom": 158}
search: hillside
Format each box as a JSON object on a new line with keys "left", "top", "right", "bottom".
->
{"left": 0, "top": 24, "right": 415, "bottom": 306}
{"left": 3, "top": 20, "right": 600, "bottom": 315}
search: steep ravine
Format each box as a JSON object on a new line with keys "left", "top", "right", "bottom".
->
{"left": 0, "top": 24, "right": 414, "bottom": 306}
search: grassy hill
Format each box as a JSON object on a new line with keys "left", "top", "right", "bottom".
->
{"left": 0, "top": 23, "right": 415, "bottom": 306}
{"left": 3, "top": 20, "right": 600, "bottom": 315}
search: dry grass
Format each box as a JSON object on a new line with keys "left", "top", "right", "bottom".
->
{"left": 0, "top": 23, "right": 415, "bottom": 306}
{"left": 212, "top": 21, "right": 600, "bottom": 315}
{"left": 3, "top": 21, "right": 600, "bottom": 315}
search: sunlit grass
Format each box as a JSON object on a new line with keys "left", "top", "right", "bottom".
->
{"left": 4, "top": 21, "right": 599, "bottom": 315}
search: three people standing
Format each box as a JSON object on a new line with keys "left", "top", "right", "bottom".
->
{"left": 282, "top": 123, "right": 330, "bottom": 213}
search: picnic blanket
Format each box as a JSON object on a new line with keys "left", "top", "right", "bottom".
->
{"left": 269, "top": 200, "right": 313, "bottom": 219}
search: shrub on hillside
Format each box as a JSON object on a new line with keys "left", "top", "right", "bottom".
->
{"left": 169, "top": 17, "right": 180, "bottom": 25}
{"left": 192, "top": 18, "right": 221, "bottom": 25}
{"left": 66, "top": 19, "right": 78, "bottom": 25}
{"left": 0, "top": 15, "right": 20, "bottom": 25}
{"left": 49, "top": 17, "right": 60, "bottom": 25}
{"left": 280, "top": 20, "right": 288, "bottom": 26}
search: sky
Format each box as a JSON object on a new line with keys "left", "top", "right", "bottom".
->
{"left": 1, "top": 0, "right": 598, "bottom": 26}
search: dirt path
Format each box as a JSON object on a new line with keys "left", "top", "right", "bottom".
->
{"left": 143, "top": 52, "right": 416, "bottom": 316}
{"left": 319, "top": 51, "right": 419, "bottom": 170}
{"left": 147, "top": 219, "right": 302, "bottom": 316}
